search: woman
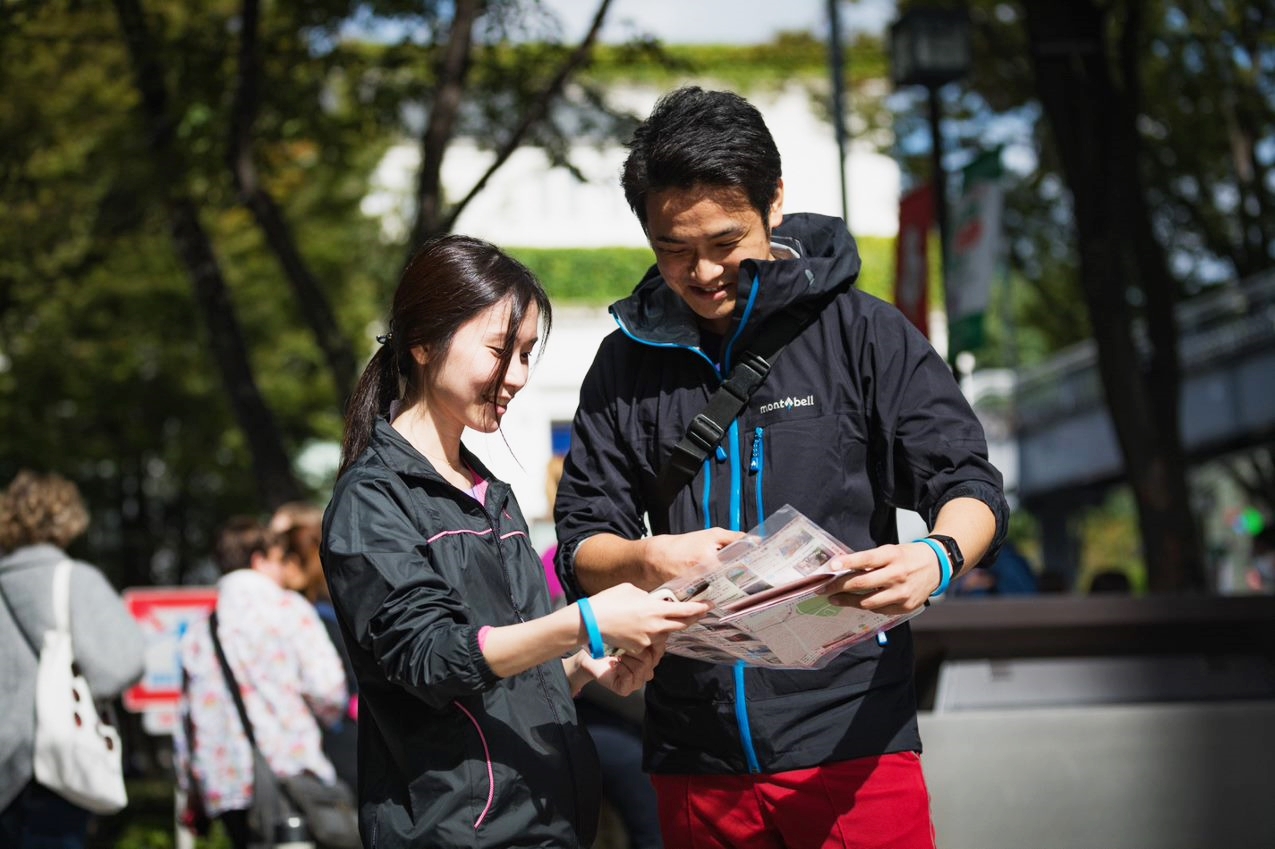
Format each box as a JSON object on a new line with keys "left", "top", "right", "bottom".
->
{"left": 0, "top": 470, "right": 145, "bottom": 849}
{"left": 272, "top": 501, "right": 360, "bottom": 791}
{"left": 322, "top": 235, "right": 708, "bottom": 848}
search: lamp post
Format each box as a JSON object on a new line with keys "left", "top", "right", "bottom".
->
{"left": 827, "top": 0, "right": 850, "bottom": 225}
{"left": 889, "top": 6, "right": 972, "bottom": 369}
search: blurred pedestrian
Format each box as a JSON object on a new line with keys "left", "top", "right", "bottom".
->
{"left": 322, "top": 234, "right": 709, "bottom": 848}
{"left": 175, "top": 516, "right": 348, "bottom": 849}
{"left": 0, "top": 470, "right": 145, "bottom": 849}
{"left": 271, "top": 502, "right": 359, "bottom": 791}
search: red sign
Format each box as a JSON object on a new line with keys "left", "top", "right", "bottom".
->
{"left": 894, "top": 183, "right": 933, "bottom": 338}
{"left": 122, "top": 586, "right": 218, "bottom": 715}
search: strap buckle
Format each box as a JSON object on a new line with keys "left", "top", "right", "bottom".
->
{"left": 685, "top": 413, "right": 726, "bottom": 454}
{"left": 721, "top": 351, "right": 771, "bottom": 403}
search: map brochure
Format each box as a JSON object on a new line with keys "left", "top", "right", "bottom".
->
{"left": 651, "top": 505, "right": 925, "bottom": 669}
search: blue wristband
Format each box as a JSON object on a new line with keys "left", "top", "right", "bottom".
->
{"left": 577, "top": 597, "right": 606, "bottom": 660}
{"left": 915, "top": 537, "right": 953, "bottom": 597}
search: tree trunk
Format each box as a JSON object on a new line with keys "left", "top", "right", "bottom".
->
{"left": 1022, "top": 0, "right": 1204, "bottom": 590}
{"left": 229, "top": 0, "right": 358, "bottom": 409}
{"left": 112, "top": 0, "right": 300, "bottom": 509}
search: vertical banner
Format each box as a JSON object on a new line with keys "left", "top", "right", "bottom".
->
{"left": 894, "top": 183, "right": 933, "bottom": 337}
{"left": 946, "top": 149, "right": 1005, "bottom": 356}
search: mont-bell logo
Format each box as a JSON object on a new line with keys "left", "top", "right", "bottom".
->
{"left": 759, "top": 394, "right": 815, "bottom": 415}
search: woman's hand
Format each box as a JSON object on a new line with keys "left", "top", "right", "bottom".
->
{"left": 583, "top": 583, "right": 710, "bottom": 655}
{"left": 568, "top": 646, "right": 661, "bottom": 697}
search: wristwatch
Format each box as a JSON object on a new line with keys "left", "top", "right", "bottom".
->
{"left": 925, "top": 534, "right": 965, "bottom": 573}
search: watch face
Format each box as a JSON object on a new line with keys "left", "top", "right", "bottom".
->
{"left": 929, "top": 534, "right": 964, "bottom": 570}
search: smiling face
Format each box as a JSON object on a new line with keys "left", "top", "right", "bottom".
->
{"left": 417, "top": 296, "right": 540, "bottom": 439}
{"left": 645, "top": 183, "right": 784, "bottom": 335}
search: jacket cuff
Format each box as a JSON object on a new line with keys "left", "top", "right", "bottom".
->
{"left": 931, "top": 481, "right": 1010, "bottom": 567}
{"left": 555, "top": 535, "right": 592, "bottom": 603}
{"left": 467, "top": 626, "right": 500, "bottom": 685}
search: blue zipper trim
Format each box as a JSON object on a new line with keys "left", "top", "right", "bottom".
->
{"left": 701, "top": 457, "right": 712, "bottom": 529}
{"left": 751, "top": 427, "right": 766, "bottom": 531}
{"left": 718, "top": 273, "right": 758, "bottom": 535}
{"left": 722, "top": 277, "right": 763, "bottom": 774}
{"left": 613, "top": 313, "right": 719, "bottom": 373}
{"left": 722, "top": 272, "right": 761, "bottom": 372}
{"left": 616, "top": 285, "right": 767, "bottom": 772}
{"left": 727, "top": 421, "right": 742, "bottom": 531}
{"left": 733, "top": 661, "right": 761, "bottom": 773}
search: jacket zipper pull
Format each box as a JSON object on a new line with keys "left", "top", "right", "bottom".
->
{"left": 715, "top": 445, "right": 728, "bottom": 463}
{"left": 749, "top": 427, "right": 764, "bottom": 473}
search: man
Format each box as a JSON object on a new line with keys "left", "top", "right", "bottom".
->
{"left": 176, "top": 517, "right": 348, "bottom": 849}
{"left": 555, "top": 87, "right": 1008, "bottom": 848}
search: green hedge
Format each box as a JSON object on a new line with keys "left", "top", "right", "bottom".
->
{"left": 507, "top": 247, "right": 654, "bottom": 306}
{"left": 509, "top": 236, "right": 896, "bottom": 309}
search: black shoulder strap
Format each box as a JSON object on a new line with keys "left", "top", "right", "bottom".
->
{"left": 208, "top": 609, "right": 257, "bottom": 749}
{"left": 653, "top": 287, "right": 842, "bottom": 515}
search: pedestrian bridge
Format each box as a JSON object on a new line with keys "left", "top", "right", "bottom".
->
{"left": 1013, "top": 269, "right": 1275, "bottom": 505}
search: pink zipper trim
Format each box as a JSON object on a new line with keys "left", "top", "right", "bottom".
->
{"left": 453, "top": 701, "right": 495, "bottom": 829}
{"left": 425, "top": 527, "right": 528, "bottom": 544}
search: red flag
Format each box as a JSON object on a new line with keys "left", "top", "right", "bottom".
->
{"left": 894, "top": 183, "right": 933, "bottom": 337}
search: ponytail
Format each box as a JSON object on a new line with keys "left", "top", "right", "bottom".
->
{"left": 338, "top": 344, "right": 401, "bottom": 478}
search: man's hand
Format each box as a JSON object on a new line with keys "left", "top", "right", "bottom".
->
{"left": 575, "top": 527, "right": 745, "bottom": 594}
{"left": 640, "top": 527, "right": 745, "bottom": 587}
{"left": 819, "top": 542, "right": 945, "bottom": 615}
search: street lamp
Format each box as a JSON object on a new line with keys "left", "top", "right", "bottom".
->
{"left": 889, "top": 6, "right": 972, "bottom": 366}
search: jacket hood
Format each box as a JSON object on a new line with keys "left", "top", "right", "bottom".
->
{"left": 0, "top": 543, "right": 65, "bottom": 574}
{"left": 610, "top": 212, "right": 862, "bottom": 349}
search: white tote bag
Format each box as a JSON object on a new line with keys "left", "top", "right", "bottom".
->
{"left": 32, "top": 560, "right": 128, "bottom": 815}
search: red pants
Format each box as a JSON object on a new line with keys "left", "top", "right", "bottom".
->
{"left": 651, "top": 752, "right": 936, "bottom": 849}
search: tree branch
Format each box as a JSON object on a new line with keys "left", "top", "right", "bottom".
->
{"left": 439, "top": 0, "right": 615, "bottom": 235}
{"left": 408, "top": 0, "right": 483, "bottom": 248}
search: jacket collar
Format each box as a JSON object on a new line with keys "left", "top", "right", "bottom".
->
{"left": 368, "top": 418, "right": 510, "bottom": 504}
{"left": 610, "top": 212, "right": 862, "bottom": 352}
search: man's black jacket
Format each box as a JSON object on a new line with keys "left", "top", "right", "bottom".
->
{"left": 556, "top": 212, "right": 1008, "bottom": 775}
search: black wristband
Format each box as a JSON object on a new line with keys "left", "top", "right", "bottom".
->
{"left": 926, "top": 534, "right": 965, "bottom": 573}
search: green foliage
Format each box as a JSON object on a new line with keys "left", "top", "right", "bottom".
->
{"left": 93, "top": 779, "right": 232, "bottom": 849}
{"left": 586, "top": 32, "right": 888, "bottom": 92}
{"left": 0, "top": 0, "right": 397, "bottom": 583}
{"left": 507, "top": 247, "right": 653, "bottom": 305}
{"left": 852, "top": 236, "right": 895, "bottom": 304}
{"left": 1075, "top": 487, "right": 1148, "bottom": 594}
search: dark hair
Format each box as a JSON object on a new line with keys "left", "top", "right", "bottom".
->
{"left": 0, "top": 469, "right": 89, "bottom": 551}
{"left": 339, "top": 234, "right": 552, "bottom": 476}
{"left": 271, "top": 502, "right": 323, "bottom": 561}
{"left": 621, "top": 86, "right": 782, "bottom": 229}
{"left": 214, "top": 515, "right": 282, "bottom": 575}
